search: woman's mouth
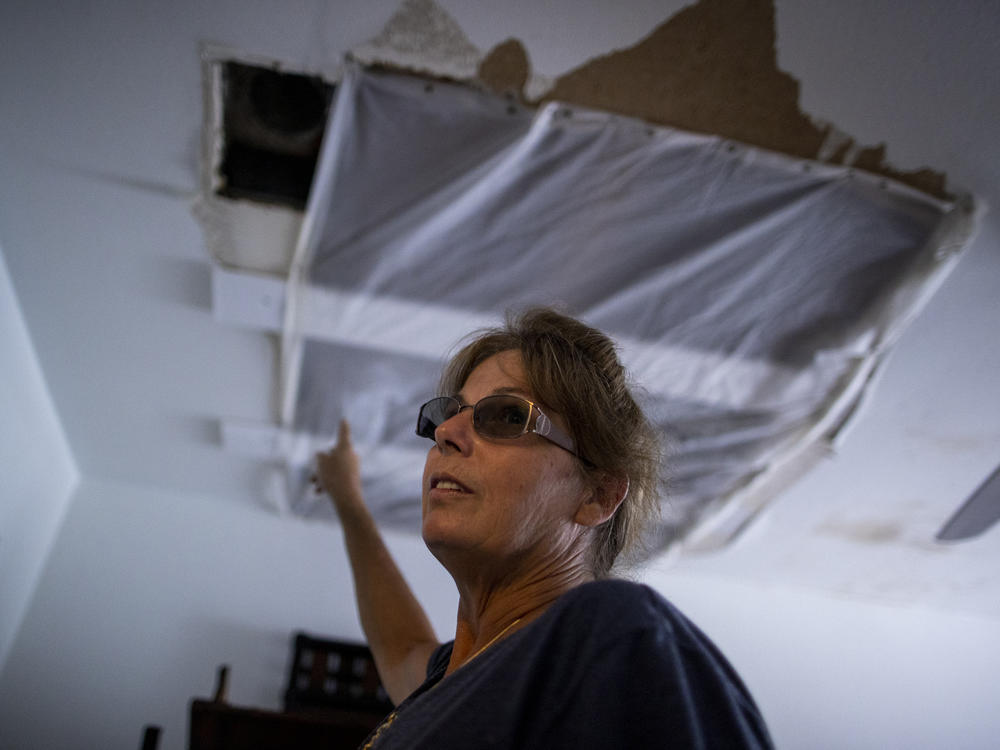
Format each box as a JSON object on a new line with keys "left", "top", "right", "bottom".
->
{"left": 430, "top": 475, "right": 471, "bottom": 493}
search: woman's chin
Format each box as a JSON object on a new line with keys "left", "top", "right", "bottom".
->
{"left": 421, "top": 515, "right": 461, "bottom": 548}
{"left": 421, "top": 511, "right": 481, "bottom": 558}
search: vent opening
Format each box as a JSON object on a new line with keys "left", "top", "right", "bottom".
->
{"left": 217, "top": 61, "right": 335, "bottom": 209}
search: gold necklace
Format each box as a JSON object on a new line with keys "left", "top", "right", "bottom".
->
{"left": 466, "top": 617, "right": 523, "bottom": 664}
{"left": 361, "top": 618, "right": 523, "bottom": 749}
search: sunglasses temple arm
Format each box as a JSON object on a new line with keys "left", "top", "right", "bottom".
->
{"left": 533, "top": 411, "right": 581, "bottom": 460}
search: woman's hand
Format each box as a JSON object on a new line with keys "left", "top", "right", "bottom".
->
{"left": 314, "top": 419, "right": 365, "bottom": 516}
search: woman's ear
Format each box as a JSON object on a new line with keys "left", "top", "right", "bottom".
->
{"left": 574, "top": 474, "right": 630, "bottom": 527}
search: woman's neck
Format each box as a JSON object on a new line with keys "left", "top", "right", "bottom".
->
{"left": 445, "top": 559, "right": 594, "bottom": 674}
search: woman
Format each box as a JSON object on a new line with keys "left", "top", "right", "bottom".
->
{"left": 315, "top": 308, "right": 772, "bottom": 749}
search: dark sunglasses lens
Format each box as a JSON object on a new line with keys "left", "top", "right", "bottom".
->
{"left": 416, "top": 397, "right": 458, "bottom": 438}
{"left": 475, "top": 396, "right": 530, "bottom": 438}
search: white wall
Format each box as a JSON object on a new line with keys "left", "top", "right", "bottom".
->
{"left": 0, "top": 245, "right": 78, "bottom": 676}
{"left": 0, "top": 476, "right": 456, "bottom": 750}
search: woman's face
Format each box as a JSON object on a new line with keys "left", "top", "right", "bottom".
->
{"left": 421, "top": 350, "right": 591, "bottom": 575}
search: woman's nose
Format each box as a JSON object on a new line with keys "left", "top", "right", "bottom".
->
{"left": 435, "top": 404, "right": 475, "bottom": 452}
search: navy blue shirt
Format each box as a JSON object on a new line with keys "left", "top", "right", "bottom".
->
{"left": 363, "top": 579, "right": 772, "bottom": 748}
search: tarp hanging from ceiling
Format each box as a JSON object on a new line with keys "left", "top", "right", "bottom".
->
{"left": 280, "top": 63, "right": 973, "bottom": 553}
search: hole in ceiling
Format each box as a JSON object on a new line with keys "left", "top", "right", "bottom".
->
{"left": 217, "top": 61, "right": 336, "bottom": 209}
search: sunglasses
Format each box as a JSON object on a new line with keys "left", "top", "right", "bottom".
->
{"left": 416, "top": 394, "right": 584, "bottom": 461}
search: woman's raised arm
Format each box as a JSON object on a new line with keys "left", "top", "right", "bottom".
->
{"left": 314, "top": 420, "right": 440, "bottom": 705}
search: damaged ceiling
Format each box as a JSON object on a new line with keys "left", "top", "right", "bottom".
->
{"left": 200, "top": 0, "right": 953, "bottom": 278}
{"left": 203, "top": 0, "right": 979, "bottom": 555}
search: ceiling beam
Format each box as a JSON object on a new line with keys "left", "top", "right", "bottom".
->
{"left": 212, "top": 265, "right": 813, "bottom": 412}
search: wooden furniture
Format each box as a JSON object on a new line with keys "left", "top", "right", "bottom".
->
{"left": 188, "top": 634, "right": 390, "bottom": 750}
{"left": 283, "top": 633, "right": 393, "bottom": 716}
{"left": 189, "top": 699, "right": 381, "bottom": 750}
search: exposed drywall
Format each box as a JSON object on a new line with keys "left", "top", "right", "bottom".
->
{"left": 540, "top": 1, "right": 817, "bottom": 150}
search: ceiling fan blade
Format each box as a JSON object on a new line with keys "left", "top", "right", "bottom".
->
{"left": 936, "top": 462, "right": 1000, "bottom": 542}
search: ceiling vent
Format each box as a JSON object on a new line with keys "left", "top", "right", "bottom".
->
{"left": 216, "top": 61, "right": 335, "bottom": 209}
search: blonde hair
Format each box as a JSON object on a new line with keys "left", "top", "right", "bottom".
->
{"left": 440, "top": 307, "right": 661, "bottom": 576}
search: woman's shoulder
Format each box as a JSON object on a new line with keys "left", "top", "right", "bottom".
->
{"left": 544, "top": 578, "right": 743, "bottom": 680}
{"left": 551, "top": 578, "right": 691, "bottom": 635}
{"left": 550, "top": 579, "right": 772, "bottom": 746}
{"left": 563, "top": 577, "right": 665, "bottom": 604}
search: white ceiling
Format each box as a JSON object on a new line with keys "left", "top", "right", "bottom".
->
{"left": 1, "top": 0, "right": 998, "bottom": 618}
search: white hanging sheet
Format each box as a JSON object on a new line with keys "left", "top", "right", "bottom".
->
{"left": 281, "top": 64, "right": 974, "bottom": 552}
